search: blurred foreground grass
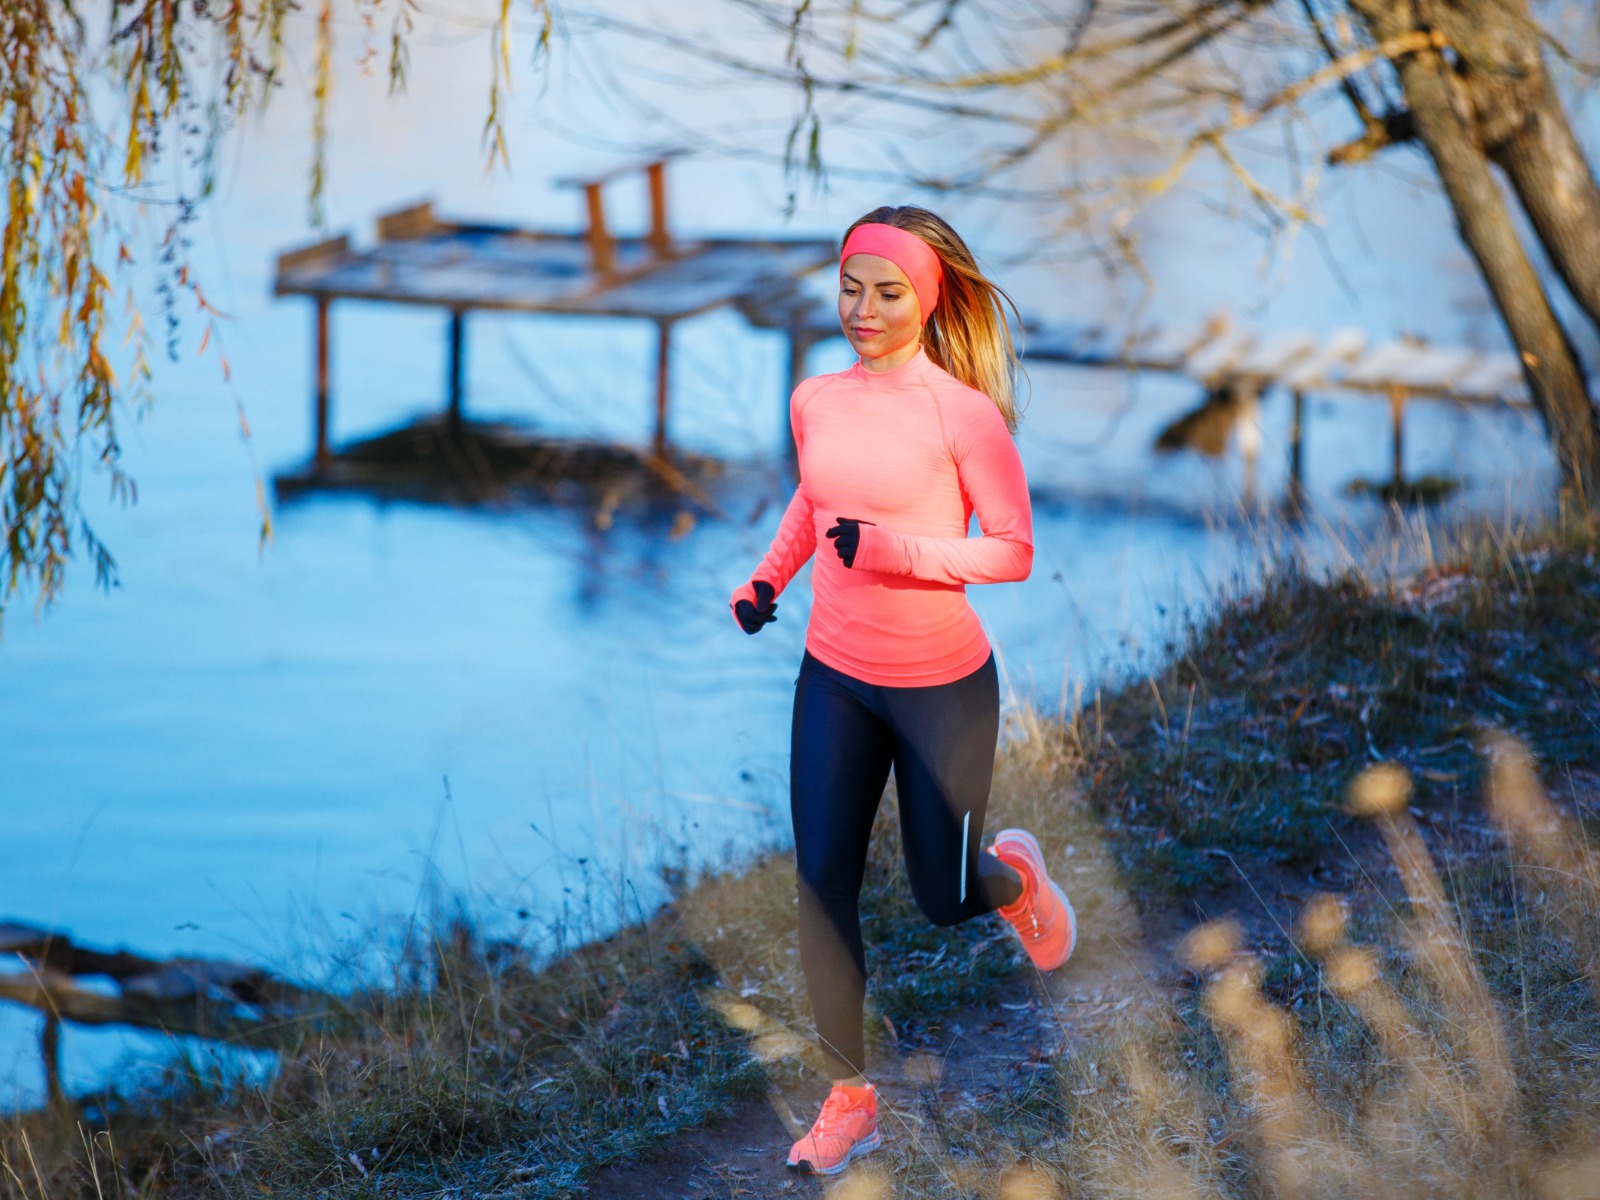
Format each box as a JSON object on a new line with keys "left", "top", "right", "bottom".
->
{"left": 4, "top": 512, "right": 1599, "bottom": 1198}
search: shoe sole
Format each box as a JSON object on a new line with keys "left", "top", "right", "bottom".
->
{"left": 786, "top": 1130, "right": 882, "bottom": 1176}
{"left": 993, "top": 829, "right": 1077, "bottom": 971}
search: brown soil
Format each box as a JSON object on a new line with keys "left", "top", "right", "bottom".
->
{"left": 583, "top": 878, "right": 1207, "bottom": 1198}
{"left": 577, "top": 800, "right": 1424, "bottom": 1200}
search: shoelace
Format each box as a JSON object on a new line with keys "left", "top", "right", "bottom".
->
{"left": 814, "top": 1090, "right": 868, "bottom": 1136}
{"left": 999, "top": 853, "right": 1043, "bottom": 936}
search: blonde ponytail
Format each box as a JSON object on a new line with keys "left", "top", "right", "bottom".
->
{"left": 843, "top": 206, "right": 1025, "bottom": 432}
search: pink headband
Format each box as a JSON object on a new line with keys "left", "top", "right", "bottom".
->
{"left": 840, "top": 223, "right": 943, "bottom": 319}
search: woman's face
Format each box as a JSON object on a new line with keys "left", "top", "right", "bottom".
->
{"left": 838, "top": 253, "right": 923, "bottom": 365}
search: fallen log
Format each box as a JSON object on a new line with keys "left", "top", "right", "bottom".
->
{"left": 1, "top": 920, "right": 333, "bottom": 1108}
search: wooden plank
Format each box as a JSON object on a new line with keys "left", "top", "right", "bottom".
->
{"left": 1341, "top": 340, "right": 1428, "bottom": 388}
{"left": 377, "top": 201, "right": 445, "bottom": 242}
{"left": 1234, "top": 330, "right": 1318, "bottom": 378}
{"left": 1187, "top": 328, "right": 1257, "bottom": 380}
{"left": 1279, "top": 328, "right": 1367, "bottom": 390}
{"left": 0, "top": 971, "right": 309, "bottom": 1048}
{"left": 1450, "top": 353, "right": 1525, "bottom": 400}
{"left": 274, "top": 232, "right": 836, "bottom": 321}
{"left": 1347, "top": 342, "right": 1480, "bottom": 393}
{"left": 275, "top": 234, "right": 351, "bottom": 280}
{"left": 0, "top": 922, "right": 54, "bottom": 956}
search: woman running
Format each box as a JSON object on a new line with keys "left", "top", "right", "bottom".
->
{"left": 729, "top": 206, "right": 1076, "bottom": 1176}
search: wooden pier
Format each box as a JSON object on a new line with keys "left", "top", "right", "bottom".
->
{"left": 730, "top": 277, "right": 1531, "bottom": 504}
{"left": 273, "top": 154, "right": 1533, "bottom": 510}
{"left": 1020, "top": 316, "right": 1529, "bottom": 503}
{"left": 272, "top": 155, "right": 835, "bottom": 500}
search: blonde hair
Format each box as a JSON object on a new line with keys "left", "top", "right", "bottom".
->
{"left": 844, "top": 205, "right": 1025, "bottom": 432}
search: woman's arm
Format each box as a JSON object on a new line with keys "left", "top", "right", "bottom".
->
{"left": 851, "top": 401, "right": 1032, "bottom": 585}
{"left": 729, "top": 485, "right": 818, "bottom": 614}
{"left": 729, "top": 385, "right": 820, "bottom": 624}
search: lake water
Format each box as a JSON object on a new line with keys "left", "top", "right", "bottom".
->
{"left": 0, "top": 3, "right": 1570, "bottom": 1106}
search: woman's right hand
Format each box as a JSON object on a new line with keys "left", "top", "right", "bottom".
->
{"left": 734, "top": 580, "right": 778, "bottom": 634}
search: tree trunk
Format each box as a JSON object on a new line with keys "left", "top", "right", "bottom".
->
{"left": 1349, "top": 0, "right": 1600, "bottom": 498}
{"left": 1493, "top": 97, "right": 1600, "bottom": 336}
{"left": 1428, "top": 0, "right": 1600, "bottom": 344}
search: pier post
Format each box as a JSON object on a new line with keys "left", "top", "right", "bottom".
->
{"left": 653, "top": 320, "right": 673, "bottom": 460}
{"left": 647, "top": 160, "right": 671, "bottom": 258}
{"left": 583, "top": 183, "right": 615, "bottom": 276}
{"left": 1388, "top": 384, "right": 1407, "bottom": 491}
{"left": 447, "top": 309, "right": 466, "bottom": 435}
{"left": 1287, "top": 388, "right": 1306, "bottom": 516}
{"left": 314, "top": 296, "right": 331, "bottom": 473}
{"left": 42, "top": 1013, "right": 63, "bottom": 1110}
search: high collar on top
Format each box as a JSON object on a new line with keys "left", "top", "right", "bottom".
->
{"left": 846, "top": 345, "right": 936, "bottom": 388}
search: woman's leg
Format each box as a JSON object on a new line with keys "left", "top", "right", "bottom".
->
{"left": 790, "top": 654, "right": 894, "bottom": 1081}
{"left": 884, "top": 654, "right": 1023, "bottom": 926}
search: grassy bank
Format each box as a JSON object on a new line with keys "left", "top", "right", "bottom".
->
{"left": 5, "top": 515, "right": 1599, "bottom": 1199}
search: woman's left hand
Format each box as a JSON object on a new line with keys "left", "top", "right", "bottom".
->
{"left": 825, "top": 517, "right": 875, "bottom": 568}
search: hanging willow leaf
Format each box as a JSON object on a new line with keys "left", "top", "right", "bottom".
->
{"left": 0, "top": 1, "right": 555, "bottom": 626}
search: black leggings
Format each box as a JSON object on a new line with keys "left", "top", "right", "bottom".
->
{"left": 790, "top": 650, "right": 1022, "bottom": 1079}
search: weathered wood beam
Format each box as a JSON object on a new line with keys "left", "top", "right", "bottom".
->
{"left": 583, "top": 184, "right": 615, "bottom": 276}
{"left": 1388, "top": 384, "right": 1408, "bottom": 488}
{"left": 653, "top": 320, "right": 674, "bottom": 460}
{"left": 647, "top": 160, "right": 671, "bottom": 259}
{"left": 1288, "top": 388, "right": 1308, "bottom": 518}
{"left": 0, "top": 969, "right": 324, "bottom": 1050}
{"left": 275, "top": 235, "right": 351, "bottom": 285}
{"left": 0, "top": 921, "right": 164, "bottom": 981}
{"left": 448, "top": 310, "right": 466, "bottom": 434}
{"left": 42, "top": 1014, "right": 63, "bottom": 1110}
{"left": 377, "top": 201, "right": 448, "bottom": 242}
{"left": 315, "top": 297, "right": 332, "bottom": 472}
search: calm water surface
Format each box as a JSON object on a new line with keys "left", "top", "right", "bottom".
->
{"left": 0, "top": 4, "right": 1569, "bottom": 1104}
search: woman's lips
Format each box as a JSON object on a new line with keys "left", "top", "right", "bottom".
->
{"left": 852, "top": 327, "right": 880, "bottom": 337}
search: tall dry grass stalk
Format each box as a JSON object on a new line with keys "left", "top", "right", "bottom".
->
{"left": 1078, "top": 750, "right": 1594, "bottom": 1200}
{"left": 1484, "top": 732, "right": 1600, "bottom": 1008}
{"left": 859, "top": 739, "right": 1599, "bottom": 1200}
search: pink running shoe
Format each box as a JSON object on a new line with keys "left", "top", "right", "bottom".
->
{"left": 786, "top": 1083, "right": 881, "bottom": 1176}
{"left": 990, "top": 828, "right": 1077, "bottom": 971}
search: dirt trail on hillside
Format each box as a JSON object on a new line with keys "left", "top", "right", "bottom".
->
{"left": 584, "top": 866, "right": 1189, "bottom": 1198}
{"left": 580, "top": 809, "right": 1402, "bottom": 1200}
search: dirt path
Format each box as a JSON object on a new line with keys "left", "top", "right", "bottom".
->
{"left": 584, "top": 878, "right": 1183, "bottom": 1198}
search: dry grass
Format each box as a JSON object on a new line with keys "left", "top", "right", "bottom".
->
{"left": 834, "top": 749, "right": 1600, "bottom": 1200}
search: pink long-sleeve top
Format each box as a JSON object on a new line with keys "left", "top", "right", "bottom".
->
{"left": 729, "top": 347, "right": 1033, "bottom": 686}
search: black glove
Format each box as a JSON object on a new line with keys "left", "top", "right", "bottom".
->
{"left": 824, "top": 517, "right": 875, "bottom": 568}
{"left": 734, "top": 579, "right": 778, "bottom": 634}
